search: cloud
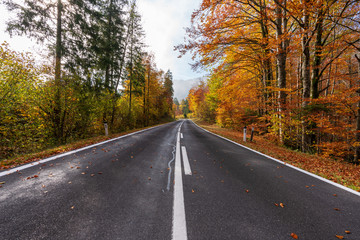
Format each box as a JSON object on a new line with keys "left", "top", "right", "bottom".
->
{"left": 0, "top": 0, "right": 206, "bottom": 80}
{"left": 137, "top": 0, "right": 205, "bottom": 80}
{"left": 173, "top": 77, "right": 204, "bottom": 101}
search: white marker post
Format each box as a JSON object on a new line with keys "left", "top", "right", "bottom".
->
{"left": 243, "top": 126, "right": 247, "bottom": 142}
{"left": 104, "top": 121, "right": 109, "bottom": 136}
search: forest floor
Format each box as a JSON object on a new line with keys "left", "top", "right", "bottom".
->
{"left": 192, "top": 119, "right": 360, "bottom": 192}
{"left": 0, "top": 123, "right": 166, "bottom": 171}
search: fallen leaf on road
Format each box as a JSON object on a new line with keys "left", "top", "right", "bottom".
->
{"left": 42, "top": 185, "right": 45, "bottom": 188}
{"left": 245, "top": 189, "right": 249, "bottom": 193}
{"left": 150, "top": 166, "right": 153, "bottom": 168}
{"left": 0, "top": 181, "right": 5, "bottom": 184}
{"left": 336, "top": 235, "right": 344, "bottom": 239}
{"left": 333, "top": 194, "right": 337, "bottom": 197}
{"left": 34, "top": 175, "right": 39, "bottom": 178}
{"left": 221, "top": 180, "right": 224, "bottom": 183}
{"left": 76, "top": 167, "right": 80, "bottom": 169}
{"left": 334, "top": 208, "right": 340, "bottom": 211}
{"left": 81, "top": 172, "right": 86, "bottom": 175}
{"left": 345, "top": 230, "right": 351, "bottom": 234}
{"left": 192, "top": 189, "right": 195, "bottom": 193}
{"left": 306, "top": 185, "right": 309, "bottom": 188}
{"left": 68, "top": 181, "right": 72, "bottom": 184}
{"left": 280, "top": 203, "right": 285, "bottom": 208}
{"left": 98, "top": 172, "right": 103, "bottom": 174}
{"left": 291, "top": 233, "right": 298, "bottom": 239}
{"left": 91, "top": 174, "right": 95, "bottom": 177}
{"left": 71, "top": 206, "right": 75, "bottom": 210}
{"left": 148, "top": 177, "right": 151, "bottom": 180}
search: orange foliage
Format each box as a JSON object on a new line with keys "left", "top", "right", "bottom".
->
{"left": 179, "top": 0, "right": 360, "bottom": 162}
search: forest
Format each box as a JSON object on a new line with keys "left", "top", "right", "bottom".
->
{"left": 0, "top": 0, "right": 174, "bottom": 160}
{"left": 177, "top": 0, "right": 360, "bottom": 164}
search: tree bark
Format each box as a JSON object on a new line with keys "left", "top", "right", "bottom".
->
{"left": 354, "top": 54, "right": 360, "bottom": 164}
{"left": 275, "top": 0, "right": 287, "bottom": 143}
{"left": 259, "top": 0, "right": 273, "bottom": 113}
{"left": 311, "top": 9, "right": 324, "bottom": 99}
{"left": 301, "top": 0, "right": 311, "bottom": 152}
{"left": 54, "top": 0, "right": 63, "bottom": 143}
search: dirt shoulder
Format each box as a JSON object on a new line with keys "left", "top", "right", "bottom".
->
{"left": 0, "top": 123, "right": 167, "bottom": 171}
{"left": 193, "top": 119, "right": 360, "bottom": 192}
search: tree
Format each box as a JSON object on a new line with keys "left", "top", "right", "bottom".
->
{"left": 123, "top": 0, "right": 145, "bottom": 126}
{"left": 163, "top": 70, "right": 174, "bottom": 115}
{"left": 4, "top": 0, "right": 76, "bottom": 142}
{"left": 180, "top": 0, "right": 360, "bottom": 162}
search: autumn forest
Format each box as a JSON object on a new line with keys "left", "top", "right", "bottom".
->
{"left": 0, "top": 0, "right": 174, "bottom": 160}
{"left": 178, "top": 0, "right": 360, "bottom": 164}
{"left": 1, "top": 0, "right": 360, "bottom": 169}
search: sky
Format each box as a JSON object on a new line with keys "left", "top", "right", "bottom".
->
{"left": 0, "top": 0, "right": 205, "bottom": 81}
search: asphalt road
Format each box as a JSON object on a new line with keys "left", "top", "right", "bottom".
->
{"left": 1, "top": 120, "right": 359, "bottom": 240}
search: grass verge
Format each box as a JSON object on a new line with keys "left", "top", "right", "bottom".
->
{"left": 0, "top": 123, "right": 165, "bottom": 171}
{"left": 193, "top": 119, "right": 360, "bottom": 192}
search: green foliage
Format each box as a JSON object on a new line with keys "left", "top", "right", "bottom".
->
{"left": 0, "top": 43, "right": 48, "bottom": 158}
{"left": 0, "top": 1, "right": 175, "bottom": 160}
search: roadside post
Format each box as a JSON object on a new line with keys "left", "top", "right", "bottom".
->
{"left": 104, "top": 121, "right": 109, "bottom": 137}
{"left": 243, "top": 126, "right": 247, "bottom": 142}
{"left": 250, "top": 127, "right": 254, "bottom": 142}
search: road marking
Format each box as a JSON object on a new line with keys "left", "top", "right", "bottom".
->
{"left": 181, "top": 146, "right": 192, "bottom": 175}
{"left": 191, "top": 121, "right": 360, "bottom": 197}
{"left": 172, "top": 122, "right": 187, "bottom": 240}
{"left": 0, "top": 122, "right": 176, "bottom": 178}
{"left": 181, "top": 133, "right": 183, "bottom": 138}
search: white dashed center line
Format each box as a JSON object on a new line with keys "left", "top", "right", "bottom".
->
{"left": 172, "top": 123, "right": 188, "bottom": 240}
{"left": 181, "top": 146, "right": 192, "bottom": 175}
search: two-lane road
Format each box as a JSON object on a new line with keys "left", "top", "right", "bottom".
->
{"left": 1, "top": 120, "right": 359, "bottom": 239}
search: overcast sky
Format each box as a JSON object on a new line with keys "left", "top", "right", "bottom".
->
{"left": 0, "top": 0, "right": 205, "bottom": 81}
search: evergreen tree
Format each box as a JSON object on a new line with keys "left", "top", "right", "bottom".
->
{"left": 124, "top": 0, "right": 145, "bottom": 125}
{"left": 163, "top": 70, "right": 174, "bottom": 115}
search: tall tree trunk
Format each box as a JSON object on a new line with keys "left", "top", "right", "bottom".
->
{"left": 111, "top": 15, "right": 131, "bottom": 126}
{"left": 147, "top": 66, "right": 150, "bottom": 126}
{"left": 54, "top": 0, "right": 63, "bottom": 143}
{"left": 311, "top": 8, "right": 324, "bottom": 99}
{"left": 275, "top": 0, "right": 287, "bottom": 143}
{"left": 259, "top": 0, "right": 273, "bottom": 113}
{"left": 354, "top": 54, "right": 360, "bottom": 164}
{"left": 105, "top": 0, "right": 114, "bottom": 90}
{"left": 128, "top": 45, "right": 133, "bottom": 123}
{"left": 301, "top": 0, "right": 311, "bottom": 152}
{"left": 143, "top": 67, "right": 147, "bottom": 127}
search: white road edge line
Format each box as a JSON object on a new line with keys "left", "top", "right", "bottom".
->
{"left": 181, "top": 146, "right": 192, "bottom": 175}
{"left": 0, "top": 122, "right": 175, "bottom": 178}
{"left": 181, "top": 133, "right": 183, "bottom": 139}
{"left": 172, "top": 121, "right": 188, "bottom": 240}
{"left": 191, "top": 120, "right": 360, "bottom": 197}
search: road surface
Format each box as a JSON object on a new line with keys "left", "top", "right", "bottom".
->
{"left": 1, "top": 120, "right": 359, "bottom": 239}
